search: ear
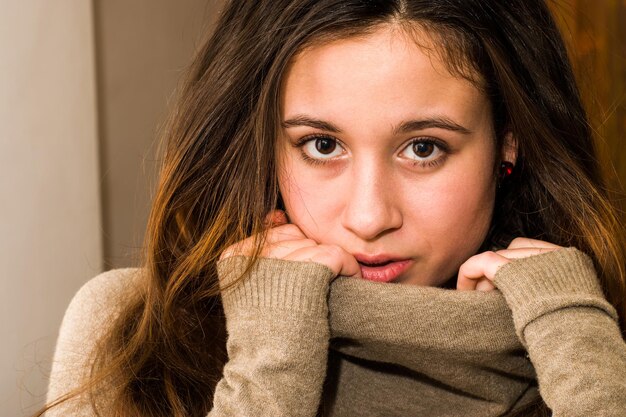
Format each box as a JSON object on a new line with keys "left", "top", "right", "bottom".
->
{"left": 501, "top": 131, "right": 517, "bottom": 165}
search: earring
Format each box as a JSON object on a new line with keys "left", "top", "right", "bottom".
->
{"left": 498, "top": 161, "right": 514, "bottom": 188}
{"left": 499, "top": 161, "right": 514, "bottom": 179}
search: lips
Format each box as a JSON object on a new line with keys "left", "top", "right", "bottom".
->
{"left": 354, "top": 254, "right": 413, "bottom": 283}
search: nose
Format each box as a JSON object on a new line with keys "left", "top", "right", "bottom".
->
{"left": 340, "top": 160, "right": 403, "bottom": 241}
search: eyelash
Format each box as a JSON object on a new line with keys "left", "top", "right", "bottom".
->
{"left": 292, "top": 134, "right": 450, "bottom": 168}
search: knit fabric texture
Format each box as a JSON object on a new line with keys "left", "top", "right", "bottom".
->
{"left": 46, "top": 247, "right": 626, "bottom": 416}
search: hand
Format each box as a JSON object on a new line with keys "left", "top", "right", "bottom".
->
{"left": 456, "top": 237, "right": 563, "bottom": 291}
{"left": 219, "top": 210, "right": 361, "bottom": 278}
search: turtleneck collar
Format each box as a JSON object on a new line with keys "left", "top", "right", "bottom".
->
{"left": 321, "top": 276, "right": 538, "bottom": 415}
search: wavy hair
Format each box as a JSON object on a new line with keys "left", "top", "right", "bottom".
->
{"left": 37, "top": 1, "right": 626, "bottom": 416}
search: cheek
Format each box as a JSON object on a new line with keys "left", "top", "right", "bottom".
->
{"left": 277, "top": 156, "right": 341, "bottom": 240}
{"left": 401, "top": 154, "right": 496, "bottom": 283}
{"left": 430, "top": 178, "right": 494, "bottom": 232}
{"left": 411, "top": 153, "right": 496, "bottom": 245}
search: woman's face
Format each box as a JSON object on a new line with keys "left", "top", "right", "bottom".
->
{"left": 277, "top": 25, "right": 511, "bottom": 286}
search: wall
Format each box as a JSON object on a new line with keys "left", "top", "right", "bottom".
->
{"left": 0, "top": 2, "right": 101, "bottom": 415}
{"left": 94, "top": 0, "right": 220, "bottom": 269}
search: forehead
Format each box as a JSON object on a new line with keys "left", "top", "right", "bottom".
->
{"left": 281, "top": 25, "right": 489, "bottom": 129}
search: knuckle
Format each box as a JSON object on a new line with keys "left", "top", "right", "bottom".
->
{"left": 479, "top": 250, "right": 497, "bottom": 261}
{"left": 509, "top": 237, "right": 526, "bottom": 247}
{"left": 485, "top": 250, "right": 497, "bottom": 258}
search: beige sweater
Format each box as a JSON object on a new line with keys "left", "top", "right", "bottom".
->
{"left": 46, "top": 247, "right": 626, "bottom": 416}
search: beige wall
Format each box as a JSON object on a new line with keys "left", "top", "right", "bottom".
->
{"left": 0, "top": 1, "right": 101, "bottom": 416}
{"left": 94, "top": 0, "right": 221, "bottom": 269}
{"left": 1, "top": 1, "right": 221, "bottom": 415}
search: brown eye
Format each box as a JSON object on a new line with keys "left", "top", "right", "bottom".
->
{"left": 412, "top": 142, "right": 434, "bottom": 158}
{"left": 298, "top": 135, "right": 345, "bottom": 163}
{"left": 399, "top": 138, "right": 449, "bottom": 168}
{"left": 315, "top": 137, "right": 336, "bottom": 154}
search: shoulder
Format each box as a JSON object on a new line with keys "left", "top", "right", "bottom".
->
{"left": 47, "top": 268, "right": 145, "bottom": 407}
{"left": 58, "top": 267, "right": 144, "bottom": 340}
{"left": 68, "top": 267, "right": 144, "bottom": 312}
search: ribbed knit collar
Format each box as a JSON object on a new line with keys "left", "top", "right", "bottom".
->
{"left": 322, "top": 277, "right": 538, "bottom": 415}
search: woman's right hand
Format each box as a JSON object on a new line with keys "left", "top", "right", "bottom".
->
{"left": 212, "top": 210, "right": 346, "bottom": 417}
{"left": 219, "top": 209, "right": 361, "bottom": 279}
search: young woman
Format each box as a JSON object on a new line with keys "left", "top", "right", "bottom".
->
{"left": 41, "top": 1, "right": 626, "bottom": 416}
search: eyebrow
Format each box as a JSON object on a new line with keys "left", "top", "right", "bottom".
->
{"left": 281, "top": 115, "right": 341, "bottom": 133}
{"left": 281, "top": 115, "right": 473, "bottom": 135}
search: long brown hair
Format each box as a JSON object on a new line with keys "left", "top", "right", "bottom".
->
{"left": 38, "top": 1, "right": 626, "bottom": 416}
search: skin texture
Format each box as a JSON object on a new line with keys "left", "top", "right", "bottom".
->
{"left": 222, "top": 24, "right": 561, "bottom": 291}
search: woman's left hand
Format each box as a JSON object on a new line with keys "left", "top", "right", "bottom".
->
{"left": 456, "top": 237, "right": 563, "bottom": 291}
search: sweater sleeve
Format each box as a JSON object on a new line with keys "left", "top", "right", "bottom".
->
{"left": 208, "top": 256, "right": 335, "bottom": 417}
{"left": 493, "top": 247, "right": 626, "bottom": 416}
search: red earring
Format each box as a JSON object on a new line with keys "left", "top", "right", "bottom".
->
{"left": 499, "top": 161, "right": 514, "bottom": 180}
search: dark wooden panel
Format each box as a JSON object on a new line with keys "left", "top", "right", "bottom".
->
{"left": 549, "top": 0, "right": 626, "bottom": 216}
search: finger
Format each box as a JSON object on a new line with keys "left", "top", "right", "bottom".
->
{"left": 507, "top": 237, "right": 562, "bottom": 250}
{"left": 330, "top": 245, "right": 362, "bottom": 279}
{"left": 283, "top": 244, "right": 361, "bottom": 279}
{"left": 455, "top": 247, "right": 560, "bottom": 291}
{"left": 495, "top": 247, "right": 559, "bottom": 260}
{"left": 220, "top": 222, "right": 306, "bottom": 260}
{"left": 456, "top": 274, "right": 477, "bottom": 291}
{"left": 261, "top": 238, "right": 317, "bottom": 259}
{"left": 263, "top": 209, "right": 289, "bottom": 228}
{"left": 456, "top": 251, "right": 510, "bottom": 291}
{"left": 264, "top": 223, "right": 308, "bottom": 244}
{"left": 312, "top": 244, "right": 361, "bottom": 278}
{"left": 475, "top": 278, "right": 496, "bottom": 292}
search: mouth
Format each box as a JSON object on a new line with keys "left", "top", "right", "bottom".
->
{"left": 354, "top": 255, "right": 413, "bottom": 283}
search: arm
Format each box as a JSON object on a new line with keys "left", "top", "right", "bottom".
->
{"left": 493, "top": 247, "right": 626, "bottom": 416}
{"left": 208, "top": 256, "right": 334, "bottom": 417}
